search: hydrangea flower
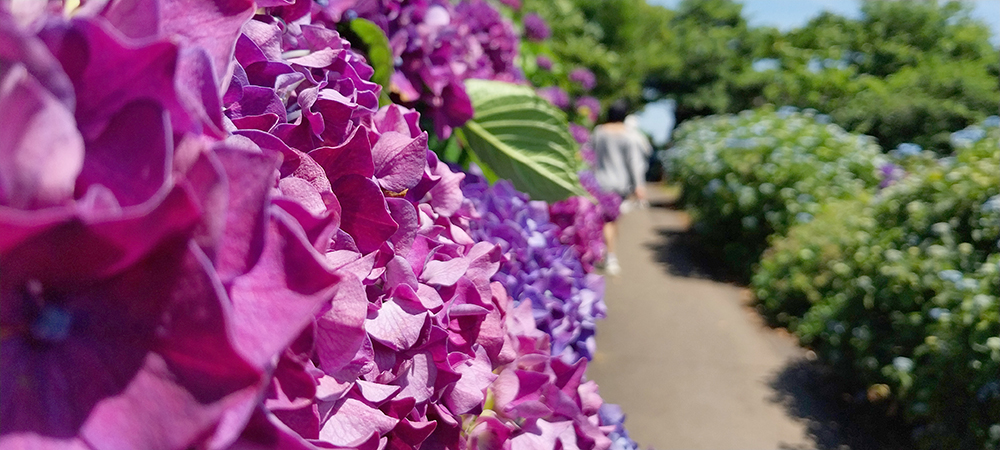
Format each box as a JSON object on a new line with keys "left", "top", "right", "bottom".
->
{"left": 460, "top": 172, "right": 607, "bottom": 362}
{"left": 498, "top": 0, "right": 522, "bottom": 10}
{"left": 569, "top": 67, "right": 597, "bottom": 91}
{"left": 323, "top": 0, "right": 522, "bottom": 138}
{"left": 536, "top": 54, "right": 554, "bottom": 71}
{"left": 522, "top": 13, "right": 551, "bottom": 41}
{"left": 537, "top": 85, "right": 570, "bottom": 109}
{"left": 950, "top": 127, "right": 987, "bottom": 148}
{"left": 576, "top": 96, "right": 601, "bottom": 124}
{"left": 579, "top": 170, "right": 622, "bottom": 223}
{"left": 0, "top": 11, "right": 306, "bottom": 450}
{"left": 1, "top": 3, "right": 634, "bottom": 450}
{"left": 878, "top": 162, "right": 905, "bottom": 189}
{"left": 479, "top": 300, "right": 613, "bottom": 450}
{"left": 219, "top": 16, "right": 520, "bottom": 449}
{"left": 550, "top": 195, "right": 606, "bottom": 273}
{"left": 570, "top": 123, "right": 591, "bottom": 145}
{"left": 895, "top": 142, "right": 922, "bottom": 156}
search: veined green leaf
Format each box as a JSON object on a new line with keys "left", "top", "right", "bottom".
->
{"left": 458, "top": 79, "right": 585, "bottom": 202}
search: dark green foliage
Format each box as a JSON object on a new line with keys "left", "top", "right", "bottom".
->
{"left": 754, "top": 120, "right": 1000, "bottom": 449}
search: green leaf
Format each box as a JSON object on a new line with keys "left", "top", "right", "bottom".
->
{"left": 458, "top": 79, "right": 585, "bottom": 202}
{"left": 347, "top": 18, "right": 394, "bottom": 106}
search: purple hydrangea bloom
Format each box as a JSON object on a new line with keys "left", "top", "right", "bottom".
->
{"left": 0, "top": 12, "right": 303, "bottom": 450}
{"left": 460, "top": 171, "right": 607, "bottom": 363}
{"left": 2, "top": 4, "right": 635, "bottom": 450}
{"left": 878, "top": 162, "right": 905, "bottom": 189}
{"left": 498, "top": 0, "right": 522, "bottom": 10}
{"left": 599, "top": 404, "right": 641, "bottom": 450}
{"left": 221, "top": 18, "right": 519, "bottom": 449}
{"left": 536, "top": 54, "right": 553, "bottom": 71}
{"left": 537, "top": 86, "right": 570, "bottom": 109}
{"left": 570, "top": 123, "right": 591, "bottom": 145}
{"left": 480, "top": 300, "right": 613, "bottom": 450}
{"left": 569, "top": 67, "right": 597, "bottom": 91}
{"left": 522, "top": 12, "right": 551, "bottom": 41}
{"left": 333, "top": 0, "right": 522, "bottom": 138}
{"left": 550, "top": 195, "right": 606, "bottom": 272}
{"left": 576, "top": 96, "right": 601, "bottom": 123}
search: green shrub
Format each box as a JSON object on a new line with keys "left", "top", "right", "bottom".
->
{"left": 665, "top": 106, "right": 883, "bottom": 276}
{"left": 753, "top": 118, "right": 1000, "bottom": 449}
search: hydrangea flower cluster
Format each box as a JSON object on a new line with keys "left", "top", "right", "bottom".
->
{"left": 665, "top": 106, "right": 883, "bottom": 274}
{"left": 469, "top": 300, "right": 612, "bottom": 450}
{"left": 0, "top": 3, "right": 628, "bottom": 450}
{"left": 575, "top": 96, "right": 601, "bottom": 124}
{"left": 321, "top": 0, "right": 522, "bottom": 138}
{"left": 522, "top": 13, "right": 551, "bottom": 42}
{"left": 536, "top": 54, "right": 554, "bottom": 71}
{"left": 460, "top": 173, "right": 607, "bottom": 363}
{"left": 549, "top": 191, "right": 608, "bottom": 273}
{"left": 498, "top": 0, "right": 522, "bottom": 10}
{"left": 569, "top": 67, "right": 596, "bottom": 91}
{"left": 537, "top": 85, "right": 570, "bottom": 109}
{"left": 877, "top": 162, "right": 905, "bottom": 189}
{"left": 751, "top": 118, "right": 1000, "bottom": 449}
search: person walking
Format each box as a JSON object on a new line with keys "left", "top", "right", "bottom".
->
{"left": 591, "top": 99, "right": 652, "bottom": 275}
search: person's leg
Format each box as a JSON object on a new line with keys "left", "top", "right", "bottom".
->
{"left": 603, "top": 220, "right": 620, "bottom": 275}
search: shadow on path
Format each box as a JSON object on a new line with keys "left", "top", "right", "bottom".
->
{"left": 644, "top": 220, "right": 747, "bottom": 284}
{"left": 768, "top": 360, "right": 910, "bottom": 450}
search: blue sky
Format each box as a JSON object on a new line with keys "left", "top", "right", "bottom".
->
{"left": 647, "top": 0, "right": 1000, "bottom": 43}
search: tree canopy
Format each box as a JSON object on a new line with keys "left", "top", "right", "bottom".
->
{"left": 521, "top": 0, "right": 999, "bottom": 151}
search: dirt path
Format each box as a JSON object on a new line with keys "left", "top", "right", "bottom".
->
{"left": 586, "top": 188, "right": 849, "bottom": 450}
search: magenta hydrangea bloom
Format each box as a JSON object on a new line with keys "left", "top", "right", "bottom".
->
{"left": 549, "top": 195, "right": 606, "bottom": 273}
{"left": 218, "top": 16, "right": 525, "bottom": 450}
{"left": 579, "top": 170, "right": 621, "bottom": 223}
{"left": 570, "top": 123, "right": 591, "bottom": 145}
{"left": 498, "top": 0, "right": 522, "bottom": 10}
{"left": 536, "top": 54, "right": 553, "bottom": 71}
{"left": 0, "top": 11, "right": 297, "bottom": 450}
{"left": 522, "top": 13, "right": 551, "bottom": 42}
{"left": 569, "top": 67, "right": 597, "bottom": 91}
{"left": 537, "top": 86, "right": 570, "bottom": 110}
{"left": 477, "top": 300, "right": 614, "bottom": 450}
{"left": 2, "top": 3, "right": 634, "bottom": 450}
{"left": 323, "top": 0, "right": 522, "bottom": 138}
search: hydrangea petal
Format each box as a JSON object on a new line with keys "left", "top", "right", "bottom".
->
{"left": 371, "top": 131, "right": 428, "bottom": 193}
{"left": 228, "top": 206, "right": 341, "bottom": 368}
{"left": 445, "top": 346, "right": 496, "bottom": 414}
{"left": 330, "top": 175, "right": 398, "bottom": 254}
{"left": 315, "top": 272, "right": 368, "bottom": 376}
{"left": 318, "top": 395, "right": 398, "bottom": 447}
{"left": 0, "top": 62, "right": 83, "bottom": 209}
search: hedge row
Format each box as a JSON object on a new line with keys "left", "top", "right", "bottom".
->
{"left": 668, "top": 109, "right": 1000, "bottom": 449}
{"left": 664, "top": 106, "right": 883, "bottom": 276}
